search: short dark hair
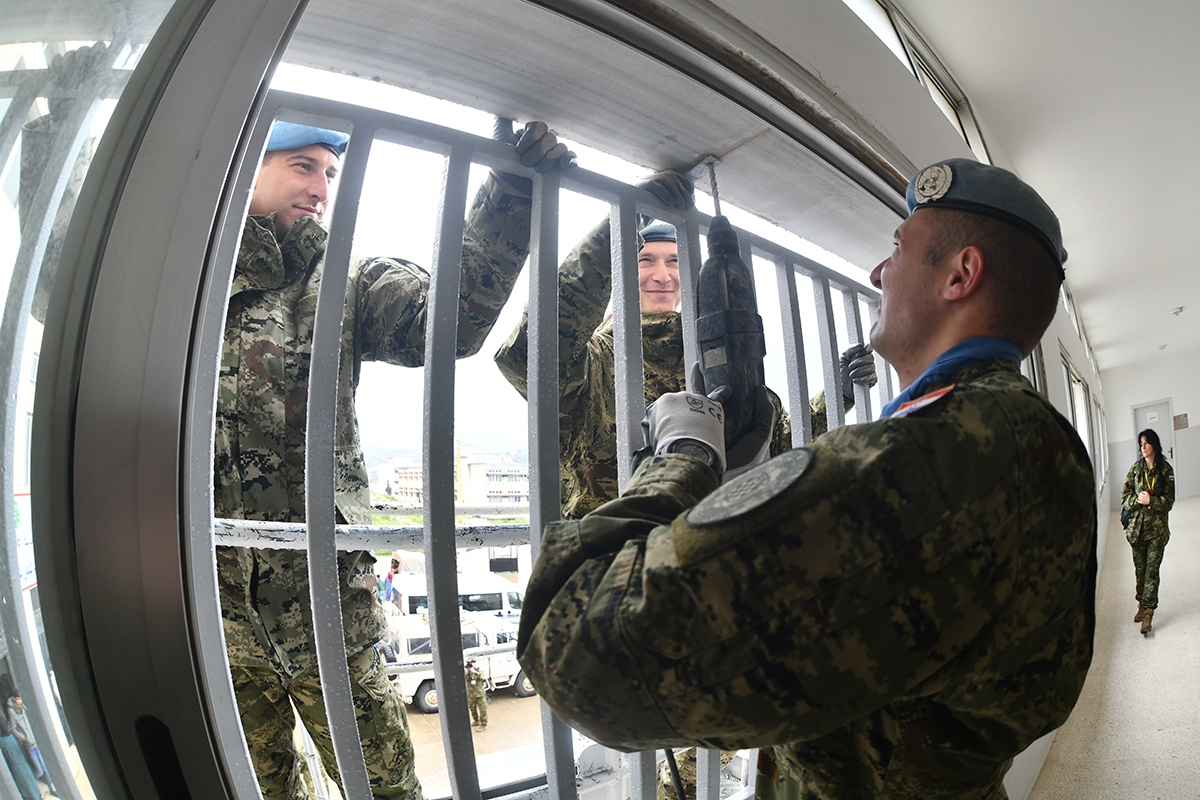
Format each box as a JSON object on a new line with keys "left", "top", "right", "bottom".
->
{"left": 924, "top": 209, "right": 1062, "bottom": 355}
{"left": 1137, "top": 429, "right": 1163, "bottom": 461}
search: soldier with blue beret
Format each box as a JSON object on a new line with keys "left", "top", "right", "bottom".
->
{"left": 216, "top": 117, "right": 573, "bottom": 799}
{"left": 517, "top": 158, "right": 1096, "bottom": 798}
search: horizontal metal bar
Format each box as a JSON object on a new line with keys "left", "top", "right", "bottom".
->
{"left": 0, "top": 68, "right": 129, "bottom": 99}
{"left": 373, "top": 503, "right": 528, "bottom": 517}
{"left": 385, "top": 642, "right": 517, "bottom": 676}
{"left": 213, "top": 519, "right": 531, "bottom": 549}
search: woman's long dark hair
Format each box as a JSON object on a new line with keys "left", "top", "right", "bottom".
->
{"left": 1138, "top": 428, "right": 1163, "bottom": 464}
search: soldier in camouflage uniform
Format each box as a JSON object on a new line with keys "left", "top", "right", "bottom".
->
{"left": 1122, "top": 428, "right": 1175, "bottom": 634}
{"left": 465, "top": 661, "right": 489, "bottom": 729}
{"left": 494, "top": 174, "right": 875, "bottom": 521}
{"left": 217, "top": 120, "right": 572, "bottom": 799}
{"left": 517, "top": 158, "right": 1097, "bottom": 799}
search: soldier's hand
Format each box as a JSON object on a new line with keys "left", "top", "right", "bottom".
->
{"left": 840, "top": 343, "right": 877, "bottom": 408}
{"left": 495, "top": 119, "right": 576, "bottom": 173}
{"left": 723, "top": 384, "right": 776, "bottom": 481}
{"left": 46, "top": 42, "right": 110, "bottom": 121}
{"left": 637, "top": 170, "right": 695, "bottom": 210}
{"left": 633, "top": 365, "right": 727, "bottom": 479}
{"left": 1138, "top": 490, "right": 1151, "bottom": 505}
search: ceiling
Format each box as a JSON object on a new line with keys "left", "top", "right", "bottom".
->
{"left": 898, "top": 0, "right": 1200, "bottom": 371}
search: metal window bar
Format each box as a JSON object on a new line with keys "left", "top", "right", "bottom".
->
{"left": 194, "top": 90, "right": 881, "bottom": 800}
{"left": 0, "top": 48, "right": 133, "bottom": 800}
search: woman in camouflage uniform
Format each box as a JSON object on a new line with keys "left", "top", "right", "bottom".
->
{"left": 1122, "top": 428, "right": 1175, "bottom": 634}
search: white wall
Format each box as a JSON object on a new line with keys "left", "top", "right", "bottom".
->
{"left": 1102, "top": 350, "right": 1200, "bottom": 503}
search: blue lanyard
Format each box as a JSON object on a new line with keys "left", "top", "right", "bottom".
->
{"left": 881, "top": 337, "right": 1022, "bottom": 418}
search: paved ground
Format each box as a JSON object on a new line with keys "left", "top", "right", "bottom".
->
{"left": 407, "top": 690, "right": 545, "bottom": 798}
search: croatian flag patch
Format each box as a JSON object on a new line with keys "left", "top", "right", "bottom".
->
{"left": 891, "top": 385, "right": 955, "bottom": 418}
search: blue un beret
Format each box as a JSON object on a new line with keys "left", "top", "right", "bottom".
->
{"left": 907, "top": 158, "right": 1067, "bottom": 271}
{"left": 266, "top": 121, "right": 349, "bottom": 157}
{"left": 639, "top": 221, "right": 677, "bottom": 244}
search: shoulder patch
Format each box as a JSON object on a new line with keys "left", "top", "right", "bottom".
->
{"left": 687, "top": 448, "right": 813, "bottom": 527}
{"left": 891, "top": 384, "right": 955, "bottom": 418}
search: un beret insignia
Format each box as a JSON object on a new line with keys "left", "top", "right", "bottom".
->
{"left": 687, "top": 448, "right": 813, "bottom": 527}
{"left": 913, "top": 164, "right": 953, "bottom": 204}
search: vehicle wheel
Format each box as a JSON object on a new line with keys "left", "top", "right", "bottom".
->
{"left": 512, "top": 670, "right": 537, "bottom": 698}
{"left": 414, "top": 680, "right": 439, "bottom": 713}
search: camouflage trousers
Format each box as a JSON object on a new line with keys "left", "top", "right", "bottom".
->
{"left": 657, "top": 749, "right": 736, "bottom": 800}
{"left": 1131, "top": 535, "right": 1169, "bottom": 609}
{"left": 231, "top": 645, "right": 424, "bottom": 799}
{"left": 468, "top": 693, "right": 488, "bottom": 726}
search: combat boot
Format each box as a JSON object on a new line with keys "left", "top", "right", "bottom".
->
{"left": 1134, "top": 603, "right": 1147, "bottom": 623}
{"left": 1140, "top": 609, "right": 1154, "bottom": 635}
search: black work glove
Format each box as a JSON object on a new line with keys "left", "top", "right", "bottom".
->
{"left": 840, "top": 343, "right": 877, "bottom": 409}
{"left": 637, "top": 170, "right": 695, "bottom": 210}
{"left": 491, "top": 118, "right": 577, "bottom": 198}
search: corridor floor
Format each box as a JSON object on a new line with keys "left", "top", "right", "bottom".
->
{"left": 1029, "top": 495, "right": 1200, "bottom": 798}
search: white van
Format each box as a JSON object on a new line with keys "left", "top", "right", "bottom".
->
{"left": 382, "top": 609, "right": 535, "bottom": 713}
{"left": 391, "top": 571, "right": 524, "bottom": 621}
{"left": 379, "top": 571, "right": 531, "bottom": 712}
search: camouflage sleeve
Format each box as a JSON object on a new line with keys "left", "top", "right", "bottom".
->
{"left": 1121, "top": 462, "right": 1139, "bottom": 510}
{"left": 494, "top": 216, "right": 614, "bottom": 402}
{"left": 1156, "top": 460, "right": 1175, "bottom": 513}
{"left": 353, "top": 172, "right": 532, "bottom": 364}
{"left": 809, "top": 389, "right": 829, "bottom": 440}
{"left": 767, "top": 389, "right": 791, "bottom": 456}
{"left": 517, "top": 384, "right": 1095, "bottom": 752}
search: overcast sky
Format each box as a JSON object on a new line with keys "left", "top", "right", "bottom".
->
{"left": 269, "top": 65, "right": 881, "bottom": 460}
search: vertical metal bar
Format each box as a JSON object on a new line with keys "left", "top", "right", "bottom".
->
{"left": 0, "top": 88, "right": 98, "bottom": 800}
{"left": 775, "top": 259, "right": 812, "bottom": 445}
{"left": 0, "top": 80, "right": 42, "bottom": 180}
{"left": 611, "top": 196, "right": 644, "bottom": 490}
{"left": 677, "top": 213, "right": 703, "bottom": 387}
{"left": 865, "top": 300, "right": 893, "bottom": 404}
{"left": 610, "top": 195, "right": 654, "bottom": 797}
{"left": 841, "top": 288, "right": 871, "bottom": 421}
{"left": 423, "top": 147, "right": 481, "bottom": 800}
{"left": 186, "top": 99, "right": 279, "bottom": 800}
{"left": 811, "top": 276, "right": 844, "bottom": 429}
{"left": 527, "top": 170, "right": 577, "bottom": 800}
{"left": 696, "top": 748, "right": 720, "bottom": 800}
{"left": 629, "top": 752, "right": 658, "bottom": 800}
{"left": 306, "top": 124, "right": 376, "bottom": 800}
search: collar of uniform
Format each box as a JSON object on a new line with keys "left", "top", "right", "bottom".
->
{"left": 232, "top": 214, "right": 328, "bottom": 294}
{"left": 881, "top": 337, "right": 1022, "bottom": 417}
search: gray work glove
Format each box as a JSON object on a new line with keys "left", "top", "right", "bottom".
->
{"left": 46, "top": 42, "right": 110, "bottom": 121}
{"left": 840, "top": 343, "right": 877, "bottom": 409}
{"left": 637, "top": 170, "right": 695, "bottom": 210}
{"left": 632, "top": 364, "right": 727, "bottom": 480}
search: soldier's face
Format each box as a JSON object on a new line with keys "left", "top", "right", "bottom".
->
{"left": 868, "top": 209, "right": 943, "bottom": 372}
{"left": 249, "top": 144, "right": 341, "bottom": 238}
{"left": 639, "top": 241, "right": 680, "bottom": 313}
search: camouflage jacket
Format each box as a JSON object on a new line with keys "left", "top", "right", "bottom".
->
{"left": 217, "top": 173, "right": 531, "bottom": 673}
{"left": 465, "top": 667, "right": 488, "bottom": 699}
{"left": 517, "top": 359, "right": 1097, "bottom": 799}
{"left": 1121, "top": 456, "right": 1174, "bottom": 545}
{"left": 495, "top": 217, "right": 796, "bottom": 519}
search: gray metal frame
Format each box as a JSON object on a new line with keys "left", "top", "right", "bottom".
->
{"left": 194, "top": 92, "right": 880, "bottom": 800}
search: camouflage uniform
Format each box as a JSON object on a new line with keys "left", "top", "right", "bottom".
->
{"left": 517, "top": 359, "right": 1097, "bottom": 799}
{"left": 494, "top": 218, "right": 796, "bottom": 521}
{"left": 465, "top": 666, "right": 489, "bottom": 726}
{"left": 1121, "top": 456, "right": 1175, "bottom": 610}
{"left": 217, "top": 173, "right": 531, "bottom": 798}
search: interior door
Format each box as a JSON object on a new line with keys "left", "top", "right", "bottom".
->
{"left": 1133, "top": 400, "right": 1174, "bottom": 460}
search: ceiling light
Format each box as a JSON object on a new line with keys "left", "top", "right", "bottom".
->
{"left": 1158, "top": 344, "right": 1168, "bottom": 350}
{"left": 1172, "top": 306, "right": 1184, "bottom": 316}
